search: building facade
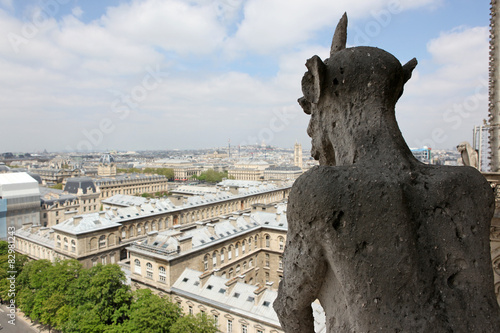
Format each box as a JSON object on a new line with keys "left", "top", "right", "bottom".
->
{"left": 264, "top": 166, "right": 303, "bottom": 181}
{"left": 96, "top": 174, "right": 169, "bottom": 200}
{"left": 16, "top": 183, "right": 291, "bottom": 268}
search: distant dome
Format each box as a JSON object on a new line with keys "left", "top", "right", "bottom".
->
{"left": 99, "top": 153, "right": 115, "bottom": 165}
{"left": 0, "top": 162, "right": 10, "bottom": 172}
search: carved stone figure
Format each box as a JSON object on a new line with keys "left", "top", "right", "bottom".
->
{"left": 457, "top": 141, "right": 479, "bottom": 169}
{"left": 274, "top": 13, "right": 500, "bottom": 332}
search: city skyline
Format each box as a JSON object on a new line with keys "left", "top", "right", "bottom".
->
{"left": 0, "top": 0, "right": 490, "bottom": 152}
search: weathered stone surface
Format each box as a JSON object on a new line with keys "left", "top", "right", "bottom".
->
{"left": 274, "top": 14, "right": 500, "bottom": 332}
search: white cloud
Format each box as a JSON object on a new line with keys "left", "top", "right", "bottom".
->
{"left": 72, "top": 6, "right": 83, "bottom": 18}
{"left": 397, "top": 26, "right": 489, "bottom": 149}
{"left": 224, "top": 0, "right": 442, "bottom": 55}
{"left": 0, "top": 0, "right": 482, "bottom": 152}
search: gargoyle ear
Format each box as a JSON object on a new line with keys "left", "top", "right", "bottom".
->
{"left": 301, "top": 55, "right": 326, "bottom": 104}
{"left": 298, "top": 97, "right": 312, "bottom": 115}
{"left": 402, "top": 58, "right": 417, "bottom": 84}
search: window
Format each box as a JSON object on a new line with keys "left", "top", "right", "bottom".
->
{"left": 213, "top": 314, "right": 218, "bottom": 325}
{"left": 236, "top": 265, "right": 240, "bottom": 274}
{"left": 279, "top": 237, "right": 284, "bottom": 250}
{"left": 134, "top": 259, "right": 141, "bottom": 274}
{"left": 229, "top": 268, "right": 233, "bottom": 278}
{"left": 63, "top": 237, "right": 68, "bottom": 250}
{"left": 146, "top": 262, "right": 153, "bottom": 278}
{"left": 235, "top": 244, "right": 239, "bottom": 257}
{"left": 189, "top": 306, "right": 193, "bottom": 315}
{"left": 227, "top": 320, "right": 233, "bottom": 333}
{"left": 265, "top": 235, "right": 270, "bottom": 248}
{"left": 212, "top": 252, "right": 217, "bottom": 267}
{"left": 122, "top": 229, "right": 126, "bottom": 238}
{"left": 242, "top": 324, "right": 247, "bottom": 333}
{"left": 99, "top": 235, "right": 106, "bottom": 248}
{"left": 249, "top": 259, "right": 253, "bottom": 267}
{"left": 159, "top": 266, "right": 166, "bottom": 282}
{"left": 221, "top": 248, "right": 225, "bottom": 264}
{"left": 248, "top": 237, "right": 252, "bottom": 249}
{"left": 265, "top": 254, "right": 270, "bottom": 267}
{"left": 204, "top": 255, "right": 209, "bottom": 271}
{"left": 265, "top": 272, "right": 269, "bottom": 283}
{"left": 228, "top": 246, "right": 232, "bottom": 260}
{"left": 71, "top": 240, "right": 76, "bottom": 253}
{"left": 242, "top": 241, "right": 246, "bottom": 254}
{"left": 255, "top": 235, "right": 258, "bottom": 249}
{"left": 279, "top": 256, "right": 283, "bottom": 270}
{"left": 56, "top": 236, "right": 61, "bottom": 248}
{"left": 102, "top": 256, "right": 107, "bottom": 265}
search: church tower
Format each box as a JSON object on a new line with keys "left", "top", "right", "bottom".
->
{"left": 294, "top": 142, "right": 303, "bottom": 169}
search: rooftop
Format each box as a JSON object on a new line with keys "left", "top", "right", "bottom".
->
{"left": 172, "top": 268, "right": 326, "bottom": 332}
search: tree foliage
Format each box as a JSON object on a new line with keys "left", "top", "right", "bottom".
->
{"left": 117, "top": 167, "right": 174, "bottom": 180}
{"left": 192, "top": 169, "right": 228, "bottom": 183}
{"left": 11, "top": 256, "right": 218, "bottom": 332}
{"left": 49, "top": 183, "right": 64, "bottom": 190}
{"left": 170, "top": 313, "right": 218, "bottom": 333}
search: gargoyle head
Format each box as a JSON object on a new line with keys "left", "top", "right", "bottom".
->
{"left": 300, "top": 13, "right": 417, "bottom": 166}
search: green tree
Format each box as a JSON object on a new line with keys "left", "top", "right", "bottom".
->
{"left": 16, "top": 259, "right": 53, "bottom": 318}
{"left": 0, "top": 242, "right": 28, "bottom": 302}
{"left": 0, "top": 240, "right": 8, "bottom": 255}
{"left": 83, "top": 264, "right": 131, "bottom": 325}
{"left": 194, "top": 169, "right": 228, "bottom": 183}
{"left": 170, "top": 313, "right": 218, "bottom": 333}
{"left": 50, "top": 183, "right": 64, "bottom": 190}
{"left": 119, "top": 289, "right": 182, "bottom": 332}
{"left": 63, "top": 264, "right": 132, "bottom": 332}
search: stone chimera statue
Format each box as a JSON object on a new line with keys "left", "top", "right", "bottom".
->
{"left": 274, "top": 13, "right": 500, "bottom": 332}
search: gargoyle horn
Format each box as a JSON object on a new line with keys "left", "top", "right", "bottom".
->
{"left": 331, "top": 12, "right": 347, "bottom": 57}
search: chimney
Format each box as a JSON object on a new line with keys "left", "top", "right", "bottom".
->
{"left": 178, "top": 235, "right": 192, "bottom": 252}
{"left": 199, "top": 270, "right": 212, "bottom": 287}
{"left": 242, "top": 213, "right": 251, "bottom": 224}
{"left": 228, "top": 186, "right": 239, "bottom": 195}
{"left": 73, "top": 216, "right": 83, "bottom": 226}
{"left": 225, "top": 276, "right": 239, "bottom": 295}
{"left": 170, "top": 195, "right": 185, "bottom": 206}
{"left": 30, "top": 224, "right": 41, "bottom": 233}
{"left": 207, "top": 223, "right": 215, "bottom": 235}
{"left": 229, "top": 217, "right": 238, "bottom": 228}
{"left": 147, "top": 231, "right": 158, "bottom": 244}
{"left": 253, "top": 284, "right": 267, "bottom": 304}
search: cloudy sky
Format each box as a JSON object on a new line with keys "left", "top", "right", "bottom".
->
{"left": 0, "top": 0, "right": 490, "bottom": 153}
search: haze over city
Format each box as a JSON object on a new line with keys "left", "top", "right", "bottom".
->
{"left": 0, "top": 0, "right": 490, "bottom": 152}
